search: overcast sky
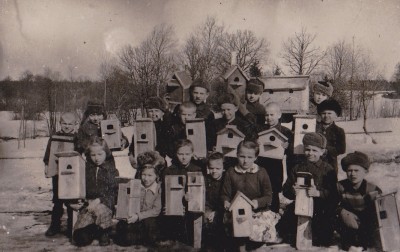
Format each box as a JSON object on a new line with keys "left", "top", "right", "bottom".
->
{"left": 0, "top": 0, "right": 399, "bottom": 81}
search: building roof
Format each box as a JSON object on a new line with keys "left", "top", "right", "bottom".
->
{"left": 223, "top": 65, "right": 250, "bottom": 81}
{"left": 216, "top": 125, "right": 245, "bottom": 138}
{"left": 229, "top": 191, "right": 256, "bottom": 211}
{"left": 258, "top": 75, "right": 309, "bottom": 91}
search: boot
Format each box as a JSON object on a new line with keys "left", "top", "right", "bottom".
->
{"left": 98, "top": 228, "right": 110, "bottom": 246}
{"left": 45, "top": 223, "right": 61, "bottom": 237}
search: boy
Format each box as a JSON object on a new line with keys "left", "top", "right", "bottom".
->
{"left": 309, "top": 80, "right": 333, "bottom": 116}
{"left": 237, "top": 78, "right": 266, "bottom": 126}
{"left": 280, "top": 132, "right": 337, "bottom": 246}
{"left": 337, "top": 151, "right": 382, "bottom": 251}
{"left": 316, "top": 99, "right": 346, "bottom": 173}
{"left": 256, "top": 102, "right": 293, "bottom": 213}
{"left": 43, "top": 112, "right": 77, "bottom": 237}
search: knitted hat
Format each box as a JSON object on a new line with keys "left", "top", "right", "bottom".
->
{"left": 317, "top": 99, "right": 342, "bottom": 116}
{"left": 145, "top": 96, "right": 166, "bottom": 112}
{"left": 190, "top": 78, "right": 209, "bottom": 92}
{"left": 217, "top": 93, "right": 238, "bottom": 107}
{"left": 313, "top": 81, "right": 333, "bottom": 97}
{"left": 341, "top": 151, "right": 370, "bottom": 171}
{"left": 246, "top": 79, "right": 264, "bottom": 94}
{"left": 86, "top": 101, "right": 105, "bottom": 116}
{"left": 302, "top": 132, "right": 327, "bottom": 149}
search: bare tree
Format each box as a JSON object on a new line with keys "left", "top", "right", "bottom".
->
{"left": 281, "top": 27, "right": 326, "bottom": 75}
{"left": 325, "top": 40, "right": 352, "bottom": 81}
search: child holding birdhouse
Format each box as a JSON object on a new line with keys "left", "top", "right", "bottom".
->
{"left": 43, "top": 112, "right": 78, "bottom": 237}
{"left": 114, "top": 151, "right": 164, "bottom": 246}
{"left": 71, "top": 137, "right": 119, "bottom": 247}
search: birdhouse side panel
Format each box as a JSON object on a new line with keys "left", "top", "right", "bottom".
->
{"left": 47, "top": 137, "right": 75, "bottom": 178}
{"left": 293, "top": 117, "right": 316, "bottom": 154}
{"left": 165, "top": 175, "right": 186, "bottom": 216}
{"left": 295, "top": 188, "right": 313, "bottom": 217}
{"left": 187, "top": 172, "right": 205, "bottom": 213}
{"left": 116, "top": 182, "right": 130, "bottom": 219}
{"left": 134, "top": 121, "right": 156, "bottom": 157}
{"left": 101, "top": 120, "right": 122, "bottom": 150}
{"left": 186, "top": 121, "right": 207, "bottom": 158}
{"left": 260, "top": 90, "right": 304, "bottom": 114}
{"left": 58, "top": 155, "right": 86, "bottom": 199}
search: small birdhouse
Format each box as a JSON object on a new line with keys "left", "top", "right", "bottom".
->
{"left": 293, "top": 115, "right": 316, "bottom": 154}
{"left": 133, "top": 118, "right": 156, "bottom": 158}
{"left": 223, "top": 65, "right": 250, "bottom": 101}
{"left": 259, "top": 76, "right": 310, "bottom": 114}
{"left": 115, "top": 178, "right": 141, "bottom": 220}
{"left": 166, "top": 70, "right": 192, "bottom": 105}
{"left": 56, "top": 151, "right": 85, "bottom": 199}
{"left": 186, "top": 118, "right": 207, "bottom": 158}
{"left": 229, "top": 191, "right": 256, "bottom": 237}
{"left": 216, "top": 125, "right": 245, "bottom": 158}
{"left": 187, "top": 172, "right": 205, "bottom": 213}
{"left": 101, "top": 119, "right": 122, "bottom": 150}
{"left": 47, "top": 135, "right": 75, "bottom": 178}
{"left": 257, "top": 128, "right": 288, "bottom": 159}
{"left": 294, "top": 172, "right": 314, "bottom": 217}
{"left": 165, "top": 175, "right": 187, "bottom": 216}
{"left": 373, "top": 191, "right": 400, "bottom": 251}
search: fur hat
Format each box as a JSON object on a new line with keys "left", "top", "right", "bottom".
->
{"left": 246, "top": 79, "right": 264, "bottom": 94}
{"left": 313, "top": 81, "right": 333, "bottom": 97}
{"left": 217, "top": 93, "right": 239, "bottom": 107}
{"left": 341, "top": 151, "right": 370, "bottom": 171}
{"left": 302, "top": 132, "right": 327, "bottom": 149}
{"left": 85, "top": 101, "right": 105, "bottom": 116}
{"left": 317, "top": 99, "right": 342, "bottom": 116}
{"left": 145, "top": 96, "right": 166, "bottom": 112}
{"left": 190, "top": 78, "right": 209, "bottom": 92}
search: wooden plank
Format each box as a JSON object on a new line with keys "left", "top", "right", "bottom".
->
{"left": 296, "top": 216, "right": 312, "bottom": 250}
{"left": 193, "top": 215, "right": 202, "bottom": 249}
{"left": 165, "top": 175, "right": 186, "bottom": 216}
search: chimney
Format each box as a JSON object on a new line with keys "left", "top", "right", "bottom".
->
{"left": 230, "top": 51, "right": 238, "bottom": 66}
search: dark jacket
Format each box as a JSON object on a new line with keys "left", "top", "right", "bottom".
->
{"left": 205, "top": 174, "right": 224, "bottom": 213}
{"left": 237, "top": 101, "right": 266, "bottom": 126}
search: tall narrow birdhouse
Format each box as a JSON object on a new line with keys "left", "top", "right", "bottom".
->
{"left": 116, "top": 178, "right": 142, "bottom": 219}
{"left": 133, "top": 118, "right": 156, "bottom": 157}
{"left": 47, "top": 135, "right": 75, "bottom": 178}
{"left": 259, "top": 76, "right": 310, "bottom": 114}
{"left": 294, "top": 172, "right": 314, "bottom": 217}
{"left": 186, "top": 118, "right": 207, "bottom": 158}
{"left": 258, "top": 128, "right": 288, "bottom": 159}
{"left": 293, "top": 115, "right": 316, "bottom": 154}
{"left": 187, "top": 172, "right": 205, "bottom": 213}
{"left": 101, "top": 119, "right": 122, "bottom": 150}
{"left": 216, "top": 125, "right": 245, "bottom": 158}
{"left": 166, "top": 71, "right": 192, "bottom": 105}
{"left": 165, "top": 175, "right": 186, "bottom": 216}
{"left": 229, "top": 191, "right": 256, "bottom": 237}
{"left": 373, "top": 191, "right": 400, "bottom": 251}
{"left": 56, "top": 151, "right": 85, "bottom": 199}
{"left": 223, "top": 65, "right": 250, "bottom": 101}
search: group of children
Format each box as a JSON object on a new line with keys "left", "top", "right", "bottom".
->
{"left": 42, "top": 79, "right": 382, "bottom": 251}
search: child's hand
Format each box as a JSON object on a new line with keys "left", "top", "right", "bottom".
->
{"left": 184, "top": 192, "right": 193, "bottom": 202}
{"left": 251, "top": 200, "right": 259, "bottom": 209}
{"left": 69, "top": 200, "right": 85, "bottom": 211}
{"left": 281, "top": 141, "right": 289, "bottom": 149}
{"left": 127, "top": 214, "right": 139, "bottom": 224}
{"left": 224, "top": 201, "right": 231, "bottom": 210}
{"left": 120, "top": 138, "right": 128, "bottom": 150}
{"left": 128, "top": 154, "right": 137, "bottom": 169}
{"left": 206, "top": 211, "right": 216, "bottom": 223}
{"left": 340, "top": 209, "right": 360, "bottom": 229}
{"left": 44, "top": 165, "right": 50, "bottom": 178}
{"left": 306, "top": 186, "right": 320, "bottom": 197}
{"left": 87, "top": 198, "right": 101, "bottom": 212}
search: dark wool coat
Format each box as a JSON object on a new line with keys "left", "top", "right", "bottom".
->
{"left": 205, "top": 174, "right": 224, "bottom": 213}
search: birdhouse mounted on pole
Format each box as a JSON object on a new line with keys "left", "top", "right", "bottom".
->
{"left": 223, "top": 56, "right": 250, "bottom": 101}
{"left": 166, "top": 70, "right": 192, "bottom": 106}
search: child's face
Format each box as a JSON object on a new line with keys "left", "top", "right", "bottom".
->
{"left": 176, "top": 145, "right": 193, "bottom": 166}
{"left": 313, "top": 92, "right": 328, "bottom": 104}
{"left": 208, "top": 159, "right": 224, "bottom": 180}
{"left": 191, "top": 87, "right": 209, "bottom": 105}
{"left": 88, "top": 113, "right": 104, "bottom": 125}
{"left": 237, "top": 147, "right": 257, "bottom": 171}
{"left": 180, "top": 107, "right": 196, "bottom": 124}
{"left": 60, "top": 120, "right": 75, "bottom": 134}
{"left": 346, "top": 165, "right": 367, "bottom": 186}
{"left": 221, "top": 103, "right": 238, "bottom": 121}
{"left": 147, "top": 108, "right": 164, "bottom": 122}
{"left": 304, "top": 145, "right": 324, "bottom": 163}
{"left": 246, "top": 91, "right": 261, "bottom": 103}
{"left": 141, "top": 167, "right": 158, "bottom": 188}
{"left": 320, "top": 110, "right": 337, "bottom": 125}
{"left": 89, "top": 145, "right": 107, "bottom": 166}
{"left": 264, "top": 106, "right": 281, "bottom": 127}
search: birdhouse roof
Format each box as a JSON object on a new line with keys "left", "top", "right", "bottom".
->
{"left": 258, "top": 75, "right": 309, "bottom": 91}
{"left": 54, "top": 151, "right": 81, "bottom": 158}
{"left": 223, "top": 65, "right": 250, "bottom": 81}
{"left": 185, "top": 118, "right": 205, "bottom": 123}
{"left": 217, "top": 125, "right": 245, "bottom": 138}
{"left": 293, "top": 114, "right": 317, "bottom": 120}
{"left": 135, "top": 118, "right": 153, "bottom": 122}
{"left": 229, "top": 191, "right": 256, "bottom": 211}
{"left": 170, "top": 71, "right": 192, "bottom": 88}
{"left": 258, "top": 128, "right": 288, "bottom": 142}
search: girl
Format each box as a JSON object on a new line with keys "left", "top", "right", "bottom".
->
{"left": 70, "top": 136, "right": 119, "bottom": 247}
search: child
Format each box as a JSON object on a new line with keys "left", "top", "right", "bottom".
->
{"left": 76, "top": 101, "right": 128, "bottom": 154}
{"left": 309, "top": 80, "right": 333, "bottom": 116}
{"left": 256, "top": 102, "right": 293, "bottom": 213}
{"left": 114, "top": 151, "right": 164, "bottom": 246}
{"left": 221, "top": 140, "right": 274, "bottom": 251}
{"left": 161, "top": 139, "right": 203, "bottom": 245}
{"left": 337, "top": 151, "right": 382, "bottom": 251}
{"left": 237, "top": 78, "right": 266, "bottom": 126}
{"left": 280, "top": 133, "right": 337, "bottom": 246}
{"left": 316, "top": 99, "right": 346, "bottom": 173}
{"left": 70, "top": 137, "right": 119, "bottom": 246}
{"left": 43, "top": 112, "right": 77, "bottom": 237}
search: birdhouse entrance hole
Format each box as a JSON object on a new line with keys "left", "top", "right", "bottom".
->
{"left": 188, "top": 129, "right": 194, "bottom": 135}
{"left": 269, "top": 136, "right": 276, "bottom": 141}
{"left": 228, "top": 133, "right": 234, "bottom": 138}
{"left": 141, "top": 134, "right": 146, "bottom": 139}
{"left": 302, "top": 124, "right": 308, "bottom": 130}
{"left": 67, "top": 165, "right": 72, "bottom": 170}
{"left": 107, "top": 125, "right": 114, "bottom": 130}
{"left": 191, "top": 176, "right": 196, "bottom": 183}
{"left": 127, "top": 188, "right": 130, "bottom": 195}
{"left": 238, "top": 209, "right": 245, "bottom": 215}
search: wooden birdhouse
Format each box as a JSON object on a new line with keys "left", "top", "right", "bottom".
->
{"left": 166, "top": 70, "right": 192, "bottom": 105}
{"left": 373, "top": 191, "right": 400, "bottom": 251}
{"left": 293, "top": 115, "right": 316, "bottom": 154}
{"left": 101, "top": 119, "right": 122, "bottom": 150}
{"left": 223, "top": 65, "right": 250, "bottom": 101}
{"left": 116, "top": 178, "right": 141, "bottom": 220}
{"left": 133, "top": 118, "right": 156, "bottom": 158}
{"left": 216, "top": 125, "right": 245, "bottom": 158}
{"left": 259, "top": 76, "right": 310, "bottom": 114}
{"left": 257, "top": 128, "right": 288, "bottom": 159}
{"left": 56, "top": 151, "right": 85, "bottom": 199}
{"left": 187, "top": 172, "right": 205, "bottom": 213}
{"left": 165, "top": 175, "right": 186, "bottom": 216}
{"left": 186, "top": 118, "right": 207, "bottom": 158}
{"left": 46, "top": 135, "right": 75, "bottom": 178}
{"left": 229, "top": 191, "right": 256, "bottom": 237}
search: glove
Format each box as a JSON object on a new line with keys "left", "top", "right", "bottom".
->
{"left": 340, "top": 209, "right": 360, "bottom": 229}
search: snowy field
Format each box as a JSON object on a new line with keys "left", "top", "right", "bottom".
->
{"left": 0, "top": 118, "right": 400, "bottom": 251}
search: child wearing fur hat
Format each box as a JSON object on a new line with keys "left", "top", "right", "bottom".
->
{"left": 279, "top": 132, "right": 337, "bottom": 246}
{"left": 309, "top": 80, "right": 334, "bottom": 116}
{"left": 336, "top": 151, "right": 382, "bottom": 251}
{"left": 316, "top": 99, "right": 346, "bottom": 173}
